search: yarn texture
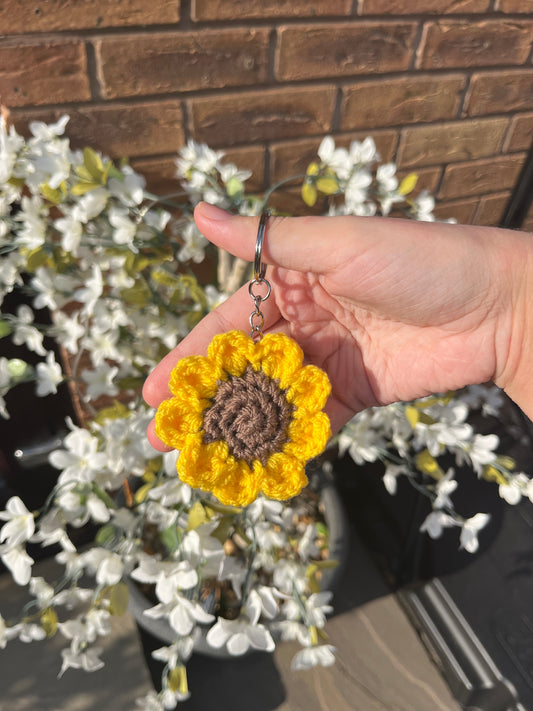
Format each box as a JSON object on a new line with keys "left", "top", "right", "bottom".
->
{"left": 155, "top": 330, "right": 331, "bottom": 506}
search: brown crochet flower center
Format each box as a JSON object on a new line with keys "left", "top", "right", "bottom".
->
{"left": 202, "top": 365, "right": 294, "bottom": 465}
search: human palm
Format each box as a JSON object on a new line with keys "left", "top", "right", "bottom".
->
{"left": 144, "top": 203, "right": 527, "bottom": 448}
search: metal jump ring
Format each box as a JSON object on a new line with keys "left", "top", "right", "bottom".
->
{"left": 254, "top": 209, "right": 270, "bottom": 281}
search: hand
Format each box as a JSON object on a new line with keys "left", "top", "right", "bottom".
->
{"left": 144, "top": 202, "right": 533, "bottom": 449}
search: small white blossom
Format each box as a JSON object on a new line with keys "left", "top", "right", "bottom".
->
{"left": 291, "top": 644, "right": 336, "bottom": 671}
{"left": 460, "top": 513, "right": 490, "bottom": 553}
{"left": 35, "top": 350, "right": 63, "bottom": 396}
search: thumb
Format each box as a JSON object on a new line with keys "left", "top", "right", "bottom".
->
{"left": 193, "top": 202, "right": 376, "bottom": 276}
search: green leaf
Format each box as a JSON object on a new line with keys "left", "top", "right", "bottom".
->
{"left": 93, "top": 485, "right": 117, "bottom": 510}
{"left": 160, "top": 524, "right": 180, "bottom": 553}
{"left": 95, "top": 523, "right": 118, "bottom": 547}
{"left": 226, "top": 176, "right": 244, "bottom": 197}
{"left": 301, "top": 182, "right": 317, "bottom": 207}
{"left": 210, "top": 516, "right": 234, "bottom": 544}
{"left": 415, "top": 449, "right": 444, "bottom": 480}
{"left": 8, "top": 358, "right": 32, "bottom": 382}
{"left": 0, "top": 320, "right": 12, "bottom": 338}
{"left": 398, "top": 173, "right": 418, "bottom": 196}
{"left": 71, "top": 181, "right": 101, "bottom": 196}
{"left": 167, "top": 666, "right": 188, "bottom": 696}
{"left": 40, "top": 608, "right": 58, "bottom": 637}
{"left": 83, "top": 147, "right": 105, "bottom": 182}
{"left": 109, "top": 582, "right": 129, "bottom": 616}
{"left": 187, "top": 501, "right": 210, "bottom": 531}
{"left": 316, "top": 177, "right": 338, "bottom": 195}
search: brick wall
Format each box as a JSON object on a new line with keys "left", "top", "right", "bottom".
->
{"left": 1, "top": 0, "right": 532, "bottom": 227}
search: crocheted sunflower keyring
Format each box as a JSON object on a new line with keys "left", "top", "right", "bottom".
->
{"left": 155, "top": 211, "right": 331, "bottom": 507}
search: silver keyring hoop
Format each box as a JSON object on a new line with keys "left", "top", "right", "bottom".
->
{"left": 254, "top": 210, "right": 270, "bottom": 281}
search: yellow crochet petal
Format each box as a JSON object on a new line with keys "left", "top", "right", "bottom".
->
{"left": 256, "top": 332, "right": 304, "bottom": 389}
{"left": 283, "top": 411, "right": 331, "bottom": 461}
{"left": 261, "top": 452, "right": 308, "bottom": 500}
{"left": 212, "top": 459, "right": 261, "bottom": 507}
{"left": 169, "top": 355, "right": 222, "bottom": 399}
{"left": 286, "top": 364, "right": 331, "bottom": 414}
{"left": 178, "top": 434, "right": 230, "bottom": 491}
{"left": 207, "top": 330, "right": 258, "bottom": 377}
{"left": 155, "top": 395, "right": 205, "bottom": 450}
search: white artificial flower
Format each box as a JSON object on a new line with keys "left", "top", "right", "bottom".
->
{"left": 246, "top": 496, "right": 284, "bottom": 525}
{"left": 12, "top": 304, "right": 47, "bottom": 356}
{"left": 251, "top": 520, "right": 286, "bottom": 551}
{"left": 283, "top": 592, "right": 333, "bottom": 629}
{"left": 410, "top": 189, "right": 435, "bottom": 222}
{"left": 218, "top": 555, "right": 248, "bottom": 598}
{"left": 109, "top": 206, "right": 137, "bottom": 249}
{"left": 82, "top": 548, "right": 124, "bottom": 585}
{"left": 29, "top": 114, "right": 69, "bottom": 141}
{"left": 74, "top": 264, "right": 103, "bottom": 315}
{"left": 152, "top": 638, "right": 194, "bottom": 668}
{"left": 81, "top": 363, "right": 119, "bottom": 400}
{"left": 74, "top": 186, "right": 109, "bottom": 221}
{"left": 0, "top": 496, "right": 35, "bottom": 548}
{"left": 349, "top": 136, "right": 378, "bottom": 166}
{"left": 51, "top": 310, "right": 85, "bottom": 354}
{"left": 31, "top": 507, "right": 75, "bottom": 552}
{"left": 180, "top": 524, "right": 224, "bottom": 577}
{"left": 177, "top": 221, "right": 208, "bottom": 263}
{"left": 460, "top": 513, "right": 490, "bottom": 553}
{"left": 205, "top": 591, "right": 275, "bottom": 656}
{"left": 383, "top": 463, "right": 409, "bottom": 495}
{"left": 54, "top": 213, "right": 83, "bottom": 255}
{"left": 433, "top": 469, "right": 457, "bottom": 510}
{"left": 498, "top": 474, "right": 529, "bottom": 505}
{"left": 14, "top": 620, "right": 46, "bottom": 643}
{"left": 456, "top": 433, "right": 499, "bottom": 475}
{"left": 108, "top": 165, "right": 145, "bottom": 206}
{"left": 59, "top": 642, "right": 105, "bottom": 677}
{"left": 291, "top": 644, "right": 336, "bottom": 671}
{"left": 419, "top": 510, "right": 457, "bottom": 539}
{"left": 273, "top": 559, "right": 307, "bottom": 595}
{"left": 135, "top": 691, "right": 165, "bottom": 711}
{"left": 144, "top": 592, "right": 214, "bottom": 638}
{"left": 317, "top": 136, "right": 350, "bottom": 176}
{"left": 413, "top": 402, "right": 473, "bottom": 457}
{"left": 35, "top": 350, "right": 63, "bottom": 396}
{"left": 338, "top": 410, "right": 386, "bottom": 465}
{"left": 0, "top": 545, "right": 34, "bottom": 585}
{"left": 14, "top": 195, "right": 46, "bottom": 250}
{"left": 0, "top": 116, "right": 24, "bottom": 183}
{"left": 297, "top": 523, "right": 319, "bottom": 562}
{"left": 49, "top": 426, "right": 108, "bottom": 484}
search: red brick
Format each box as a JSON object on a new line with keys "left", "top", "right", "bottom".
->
{"left": 439, "top": 154, "right": 525, "bottom": 200}
{"left": 96, "top": 29, "right": 270, "bottom": 99}
{"left": 504, "top": 113, "right": 533, "bottom": 153}
{"left": 12, "top": 101, "right": 185, "bottom": 159}
{"left": 188, "top": 87, "right": 336, "bottom": 147}
{"left": 466, "top": 70, "right": 533, "bottom": 117}
{"left": 398, "top": 118, "right": 509, "bottom": 168}
{"left": 0, "top": 0, "right": 179, "bottom": 34}
{"left": 496, "top": 0, "right": 533, "bottom": 11}
{"left": 276, "top": 22, "right": 418, "bottom": 81}
{"left": 192, "top": 0, "right": 352, "bottom": 20}
{"left": 397, "top": 167, "right": 442, "bottom": 196}
{"left": 0, "top": 41, "right": 90, "bottom": 108}
{"left": 433, "top": 197, "right": 479, "bottom": 224}
{"left": 269, "top": 131, "right": 398, "bottom": 184}
{"left": 474, "top": 192, "right": 511, "bottom": 226}
{"left": 135, "top": 145, "right": 267, "bottom": 193}
{"left": 341, "top": 75, "right": 465, "bottom": 131}
{"left": 417, "top": 21, "right": 533, "bottom": 70}
{"left": 360, "top": 0, "right": 489, "bottom": 12}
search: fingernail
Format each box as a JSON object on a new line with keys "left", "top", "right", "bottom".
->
{"left": 197, "top": 202, "right": 232, "bottom": 221}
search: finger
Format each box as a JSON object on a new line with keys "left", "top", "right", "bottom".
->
{"left": 193, "top": 201, "right": 429, "bottom": 276}
{"left": 142, "top": 281, "right": 281, "bottom": 408}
